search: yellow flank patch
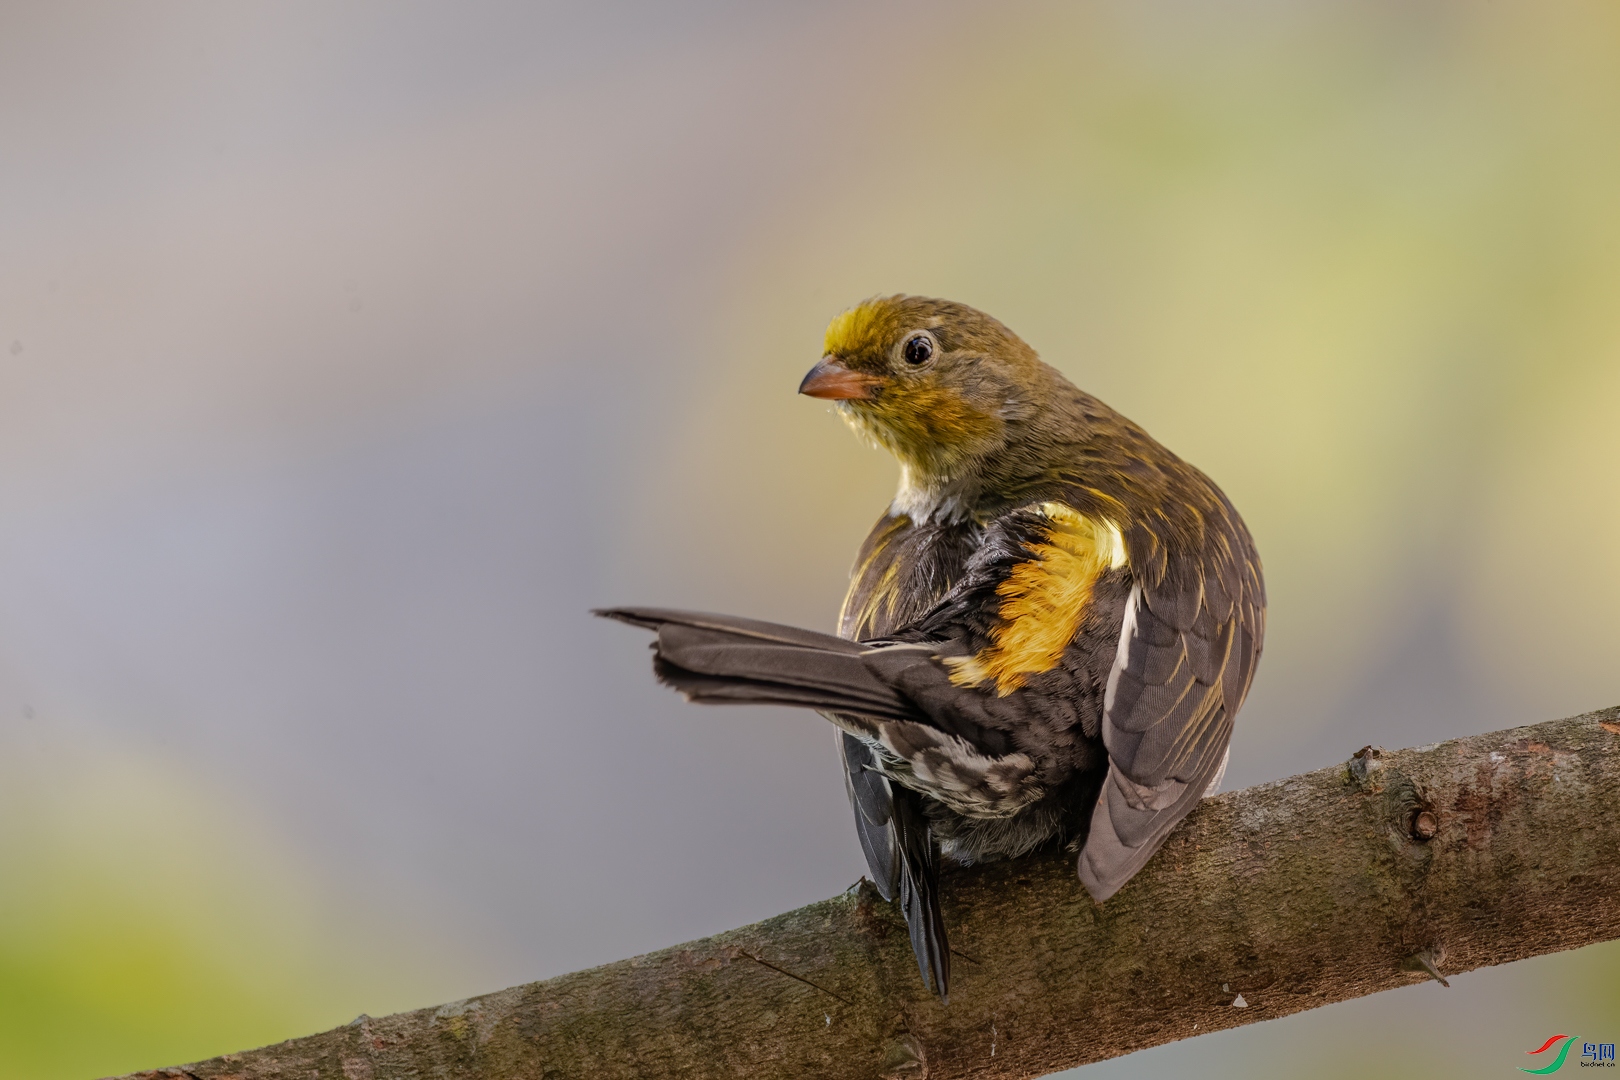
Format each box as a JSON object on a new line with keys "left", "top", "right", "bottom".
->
{"left": 947, "top": 504, "right": 1127, "bottom": 696}
{"left": 823, "top": 299, "right": 892, "bottom": 357}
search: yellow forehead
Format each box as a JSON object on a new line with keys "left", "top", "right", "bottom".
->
{"left": 823, "top": 299, "right": 896, "bottom": 357}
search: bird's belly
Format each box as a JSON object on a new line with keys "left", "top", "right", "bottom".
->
{"left": 919, "top": 759, "right": 1109, "bottom": 864}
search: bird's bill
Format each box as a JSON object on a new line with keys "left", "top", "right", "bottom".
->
{"left": 799, "top": 357, "right": 885, "bottom": 400}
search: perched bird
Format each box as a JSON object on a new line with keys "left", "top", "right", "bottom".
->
{"left": 598, "top": 296, "right": 1264, "bottom": 1001}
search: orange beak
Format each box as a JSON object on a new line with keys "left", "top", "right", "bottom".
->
{"left": 798, "top": 357, "right": 884, "bottom": 401}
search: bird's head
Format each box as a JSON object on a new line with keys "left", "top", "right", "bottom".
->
{"left": 800, "top": 295, "right": 1046, "bottom": 484}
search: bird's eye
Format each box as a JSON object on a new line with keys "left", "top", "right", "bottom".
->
{"left": 902, "top": 334, "right": 934, "bottom": 366}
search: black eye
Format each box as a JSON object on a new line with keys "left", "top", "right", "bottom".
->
{"left": 902, "top": 334, "right": 934, "bottom": 365}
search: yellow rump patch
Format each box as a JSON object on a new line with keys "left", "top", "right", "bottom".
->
{"left": 947, "top": 504, "right": 1126, "bottom": 696}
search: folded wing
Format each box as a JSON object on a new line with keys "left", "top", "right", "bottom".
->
{"left": 1077, "top": 513, "right": 1265, "bottom": 901}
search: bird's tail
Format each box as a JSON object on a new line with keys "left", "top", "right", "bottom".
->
{"left": 594, "top": 607, "right": 922, "bottom": 722}
{"left": 595, "top": 605, "right": 951, "bottom": 1001}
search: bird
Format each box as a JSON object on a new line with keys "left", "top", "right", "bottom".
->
{"left": 597, "top": 295, "right": 1264, "bottom": 1001}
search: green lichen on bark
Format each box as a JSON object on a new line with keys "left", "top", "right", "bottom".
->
{"left": 123, "top": 707, "right": 1620, "bottom": 1080}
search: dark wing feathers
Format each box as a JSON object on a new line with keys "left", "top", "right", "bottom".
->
{"left": 1145, "top": 562, "right": 1203, "bottom": 632}
{"left": 890, "top": 785, "right": 949, "bottom": 999}
{"left": 598, "top": 607, "right": 864, "bottom": 652}
{"left": 601, "top": 606, "right": 1019, "bottom": 757}
{"left": 860, "top": 645, "right": 1017, "bottom": 756}
{"left": 598, "top": 608, "right": 921, "bottom": 722}
{"left": 841, "top": 731, "right": 900, "bottom": 900}
{"left": 1079, "top": 512, "right": 1263, "bottom": 902}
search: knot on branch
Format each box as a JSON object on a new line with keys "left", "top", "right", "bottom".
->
{"left": 879, "top": 1034, "right": 928, "bottom": 1079}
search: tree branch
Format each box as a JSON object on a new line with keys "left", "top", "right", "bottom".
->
{"left": 123, "top": 707, "right": 1620, "bottom": 1080}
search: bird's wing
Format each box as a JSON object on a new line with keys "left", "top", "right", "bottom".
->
{"left": 1077, "top": 510, "right": 1265, "bottom": 901}
{"left": 889, "top": 782, "right": 949, "bottom": 998}
{"left": 876, "top": 497, "right": 1263, "bottom": 900}
{"left": 837, "top": 725, "right": 948, "bottom": 999}
{"left": 839, "top": 730, "right": 899, "bottom": 898}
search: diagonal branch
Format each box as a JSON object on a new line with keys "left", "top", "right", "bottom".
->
{"left": 123, "top": 707, "right": 1620, "bottom": 1080}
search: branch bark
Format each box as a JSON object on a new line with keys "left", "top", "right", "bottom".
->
{"left": 124, "top": 707, "right": 1620, "bottom": 1080}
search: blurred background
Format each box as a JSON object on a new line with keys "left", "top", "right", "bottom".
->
{"left": 2, "top": 1, "right": 1618, "bottom": 1076}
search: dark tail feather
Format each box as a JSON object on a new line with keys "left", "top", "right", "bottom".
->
{"left": 596, "top": 607, "right": 863, "bottom": 650}
{"left": 892, "top": 787, "right": 950, "bottom": 1001}
{"left": 597, "top": 606, "right": 950, "bottom": 1000}
{"left": 595, "top": 608, "right": 922, "bottom": 723}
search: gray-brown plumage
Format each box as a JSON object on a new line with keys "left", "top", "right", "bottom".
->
{"left": 598, "top": 295, "right": 1265, "bottom": 1001}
